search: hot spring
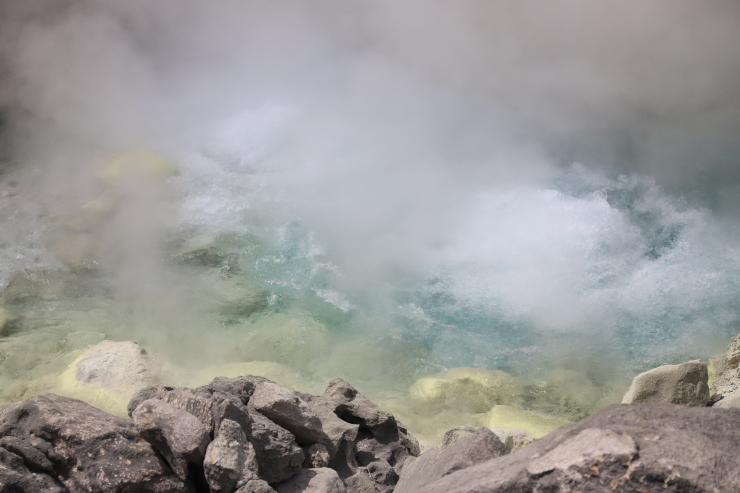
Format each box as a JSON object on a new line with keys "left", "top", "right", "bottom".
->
{"left": 1, "top": 0, "right": 739, "bottom": 445}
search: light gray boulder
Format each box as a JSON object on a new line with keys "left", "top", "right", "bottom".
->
{"left": 248, "top": 377, "right": 323, "bottom": 445}
{"left": 394, "top": 427, "right": 507, "bottom": 493}
{"left": 75, "top": 340, "right": 161, "bottom": 395}
{"left": 274, "top": 468, "right": 346, "bottom": 493}
{"left": 132, "top": 398, "right": 211, "bottom": 480}
{"left": 424, "top": 403, "right": 740, "bottom": 493}
{"left": 204, "top": 419, "right": 259, "bottom": 493}
{"left": 622, "top": 360, "right": 709, "bottom": 406}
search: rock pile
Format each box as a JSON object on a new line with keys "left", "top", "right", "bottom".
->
{"left": 0, "top": 375, "right": 423, "bottom": 492}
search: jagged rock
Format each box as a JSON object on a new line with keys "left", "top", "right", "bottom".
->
{"left": 424, "top": 403, "right": 740, "bottom": 493}
{"left": 322, "top": 379, "right": 397, "bottom": 441}
{"left": 0, "top": 394, "right": 189, "bottom": 492}
{"left": 342, "top": 467, "right": 376, "bottom": 493}
{"left": 248, "top": 409, "right": 304, "bottom": 485}
{"left": 75, "top": 340, "right": 161, "bottom": 396}
{"left": 394, "top": 427, "right": 507, "bottom": 493}
{"left": 204, "top": 419, "right": 259, "bottom": 493}
{"left": 726, "top": 334, "right": 740, "bottom": 368}
{"left": 489, "top": 428, "right": 535, "bottom": 451}
{"left": 302, "top": 443, "right": 330, "bottom": 468}
{"left": 365, "top": 459, "right": 398, "bottom": 493}
{"left": 0, "top": 447, "right": 67, "bottom": 493}
{"left": 129, "top": 385, "right": 252, "bottom": 439}
{"left": 236, "top": 479, "right": 277, "bottom": 493}
{"left": 132, "top": 398, "right": 211, "bottom": 480}
{"left": 248, "top": 377, "right": 323, "bottom": 445}
{"left": 301, "top": 392, "right": 359, "bottom": 461}
{"left": 0, "top": 436, "right": 54, "bottom": 474}
{"left": 622, "top": 360, "right": 709, "bottom": 406}
{"left": 198, "top": 375, "right": 257, "bottom": 407}
{"left": 711, "top": 366, "right": 740, "bottom": 397}
{"left": 274, "top": 468, "right": 346, "bottom": 493}
{"left": 715, "top": 388, "right": 740, "bottom": 408}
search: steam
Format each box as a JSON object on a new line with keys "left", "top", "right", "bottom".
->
{"left": 1, "top": 0, "right": 740, "bottom": 377}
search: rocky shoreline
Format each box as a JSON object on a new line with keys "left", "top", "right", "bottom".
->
{"left": 1, "top": 334, "right": 740, "bottom": 492}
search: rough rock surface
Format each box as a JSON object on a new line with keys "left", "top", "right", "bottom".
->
{"left": 489, "top": 428, "right": 535, "bottom": 451}
{"left": 248, "top": 377, "right": 323, "bottom": 445}
{"left": 622, "top": 360, "right": 709, "bottom": 406}
{"left": 274, "top": 468, "right": 346, "bottom": 493}
{"left": 204, "top": 418, "right": 259, "bottom": 493}
{"left": 424, "top": 403, "right": 740, "bottom": 493}
{"left": 132, "top": 398, "right": 211, "bottom": 480}
{"left": 0, "top": 393, "right": 189, "bottom": 492}
{"left": 726, "top": 334, "right": 740, "bottom": 368}
{"left": 75, "top": 340, "right": 161, "bottom": 395}
{"left": 248, "top": 408, "right": 304, "bottom": 485}
{"left": 394, "top": 427, "right": 507, "bottom": 493}
{"left": 715, "top": 387, "right": 740, "bottom": 408}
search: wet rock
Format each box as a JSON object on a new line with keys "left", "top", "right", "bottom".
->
{"left": 424, "top": 403, "right": 740, "bottom": 493}
{"left": 248, "top": 377, "right": 323, "bottom": 445}
{"left": 248, "top": 408, "right": 304, "bottom": 485}
{"left": 204, "top": 419, "right": 259, "bottom": 493}
{"left": 0, "top": 393, "right": 189, "bottom": 492}
{"left": 274, "top": 468, "right": 346, "bottom": 493}
{"left": 132, "top": 398, "right": 211, "bottom": 480}
{"left": 622, "top": 360, "right": 710, "bottom": 406}
{"left": 394, "top": 427, "right": 507, "bottom": 493}
{"left": 75, "top": 340, "right": 161, "bottom": 396}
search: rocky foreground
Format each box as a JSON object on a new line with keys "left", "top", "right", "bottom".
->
{"left": 0, "top": 369, "right": 740, "bottom": 493}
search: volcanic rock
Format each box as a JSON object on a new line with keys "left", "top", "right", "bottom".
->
{"left": 248, "top": 409, "right": 304, "bottom": 485}
{"left": 75, "top": 340, "right": 161, "bottom": 396}
{"left": 274, "top": 468, "right": 346, "bottom": 493}
{"left": 204, "top": 418, "right": 259, "bottom": 493}
{"left": 622, "top": 360, "right": 709, "bottom": 406}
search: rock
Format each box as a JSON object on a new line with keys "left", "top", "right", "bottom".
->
{"left": 622, "top": 360, "right": 709, "bottom": 406}
{"left": 75, "top": 340, "right": 161, "bottom": 396}
{"left": 274, "top": 468, "right": 346, "bottom": 493}
{"left": 302, "top": 443, "right": 330, "bottom": 468}
{"left": 394, "top": 427, "right": 506, "bottom": 493}
{"left": 198, "top": 375, "right": 257, "bottom": 407}
{"left": 248, "top": 377, "right": 323, "bottom": 445}
{"left": 715, "top": 388, "right": 740, "bottom": 408}
{"left": 711, "top": 366, "right": 740, "bottom": 397}
{"left": 301, "top": 393, "right": 359, "bottom": 462}
{"left": 409, "top": 367, "right": 523, "bottom": 413}
{"left": 424, "top": 403, "right": 740, "bottom": 493}
{"left": 129, "top": 385, "right": 253, "bottom": 439}
{"left": 726, "top": 334, "right": 740, "bottom": 368}
{"left": 710, "top": 353, "right": 729, "bottom": 378}
{"left": 487, "top": 405, "right": 570, "bottom": 438}
{"left": 204, "top": 419, "right": 259, "bottom": 493}
{"left": 342, "top": 467, "right": 376, "bottom": 493}
{"left": 248, "top": 409, "right": 304, "bottom": 485}
{"left": 322, "top": 379, "right": 397, "bottom": 441}
{"left": 440, "top": 425, "right": 485, "bottom": 446}
{"left": 236, "top": 479, "right": 277, "bottom": 493}
{"left": 0, "top": 393, "right": 189, "bottom": 492}
{"left": 0, "top": 447, "right": 67, "bottom": 493}
{"left": 489, "top": 428, "right": 535, "bottom": 451}
{"left": 132, "top": 398, "right": 211, "bottom": 480}
{"left": 364, "top": 459, "right": 398, "bottom": 493}
{"left": 0, "top": 435, "right": 54, "bottom": 474}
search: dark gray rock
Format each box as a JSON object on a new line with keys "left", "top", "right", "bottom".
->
{"left": 0, "top": 435, "right": 54, "bottom": 474}
{"left": 132, "top": 398, "right": 211, "bottom": 481}
{"left": 321, "top": 379, "right": 397, "bottom": 441}
{"left": 248, "top": 408, "right": 304, "bottom": 485}
{"left": 342, "top": 467, "right": 375, "bottom": 493}
{"left": 204, "top": 418, "right": 259, "bottom": 493}
{"left": 0, "top": 393, "right": 190, "bottom": 492}
{"left": 274, "top": 468, "right": 346, "bottom": 493}
{"left": 0, "top": 447, "right": 67, "bottom": 493}
{"left": 622, "top": 360, "right": 709, "bottom": 406}
{"left": 394, "top": 427, "right": 507, "bottom": 493}
{"left": 248, "top": 378, "right": 323, "bottom": 446}
{"left": 365, "top": 459, "right": 398, "bottom": 493}
{"left": 302, "top": 443, "right": 330, "bottom": 468}
{"left": 425, "top": 403, "right": 740, "bottom": 493}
